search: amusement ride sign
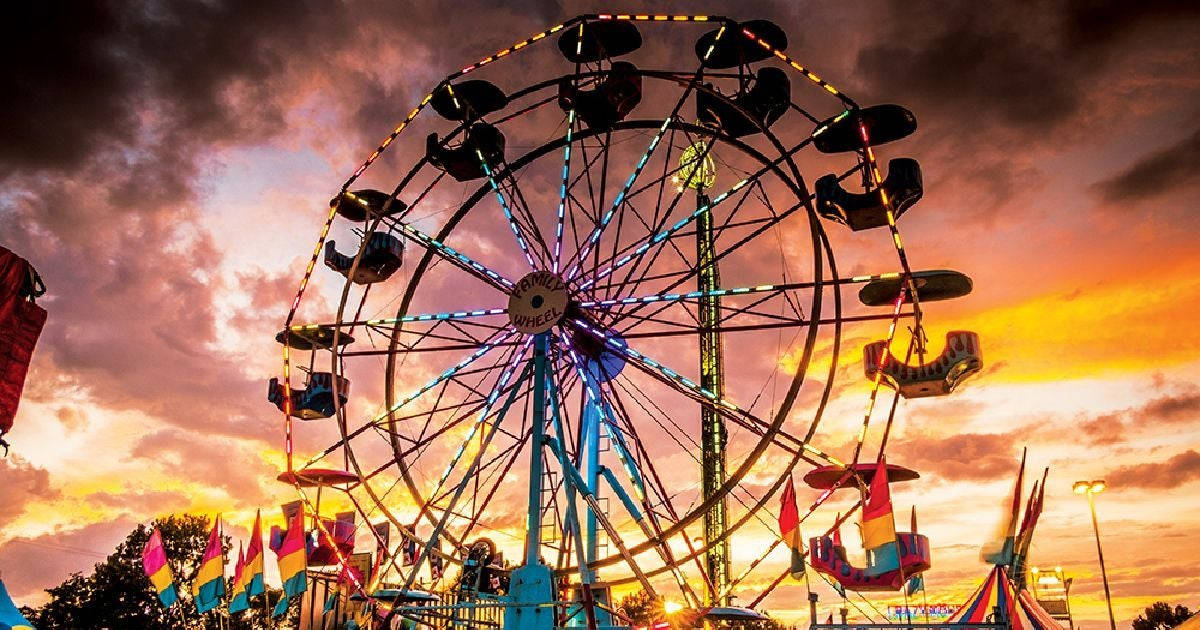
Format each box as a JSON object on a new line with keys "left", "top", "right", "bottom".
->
{"left": 508, "top": 271, "right": 570, "bottom": 334}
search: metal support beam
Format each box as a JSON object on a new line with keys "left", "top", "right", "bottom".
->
{"left": 697, "top": 190, "right": 730, "bottom": 606}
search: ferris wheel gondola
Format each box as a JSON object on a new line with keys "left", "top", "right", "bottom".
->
{"left": 272, "top": 13, "right": 983, "bottom": 628}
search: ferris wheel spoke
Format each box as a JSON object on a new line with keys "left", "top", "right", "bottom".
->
{"left": 368, "top": 329, "right": 518, "bottom": 427}
{"left": 575, "top": 115, "right": 856, "bottom": 294}
{"left": 453, "top": 422, "right": 533, "bottom": 548}
{"left": 499, "top": 167, "right": 557, "bottom": 268}
{"left": 563, "top": 26, "right": 733, "bottom": 282}
{"left": 566, "top": 318, "right": 840, "bottom": 468}
{"left": 401, "top": 354, "right": 535, "bottom": 590}
{"left": 596, "top": 377, "right": 708, "bottom": 606}
{"left": 383, "top": 216, "right": 515, "bottom": 293}
{"left": 556, "top": 329, "right": 648, "bottom": 499}
{"left": 553, "top": 67, "right": 581, "bottom": 273}
{"left": 289, "top": 307, "right": 508, "bottom": 337}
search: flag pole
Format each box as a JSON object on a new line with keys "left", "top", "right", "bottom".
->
{"left": 921, "top": 580, "right": 931, "bottom": 623}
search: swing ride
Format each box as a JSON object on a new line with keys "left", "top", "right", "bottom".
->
{"left": 271, "top": 13, "right": 984, "bottom": 629}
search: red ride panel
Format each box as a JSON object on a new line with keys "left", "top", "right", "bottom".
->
{"left": 0, "top": 247, "right": 47, "bottom": 439}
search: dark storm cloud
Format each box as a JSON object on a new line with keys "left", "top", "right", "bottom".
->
{"left": 848, "top": 0, "right": 1199, "bottom": 219}
{"left": 1093, "top": 127, "right": 1200, "bottom": 202}
{"left": 853, "top": 0, "right": 1200, "bottom": 137}
{"left": 0, "top": 1, "right": 340, "bottom": 176}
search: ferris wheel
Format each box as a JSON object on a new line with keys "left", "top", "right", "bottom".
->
{"left": 272, "top": 13, "right": 981, "bottom": 628}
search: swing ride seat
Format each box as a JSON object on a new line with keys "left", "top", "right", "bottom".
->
{"left": 809, "top": 532, "right": 931, "bottom": 592}
{"left": 863, "top": 331, "right": 982, "bottom": 399}
{"left": 332, "top": 189, "right": 407, "bottom": 222}
{"left": 694, "top": 19, "right": 787, "bottom": 69}
{"left": 430, "top": 80, "right": 508, "bottom": 121}
{"left": 324, "top": 232, "right": 405, "bottom": 284}
{"left": 557, "top": 19, "right": 642, "bottom": 63}
{"left": 803, "top": 462, "right": 920, "bottom": 490}
{"left": 276, "top": 468, "right": 359, "bottom": 488}
{"left": 816, "top": 158, "right": 922, "bottom": 231}
{"left": 275, "top": 325, "right": 354, "bottom": 351}
{"left": 814, "top": 104, "right": 917, "bottom": 154}
{"left": 858, "top": 270, "right": 973, "bottom": 307}
{"left": 267, "top": 372, "right": 350, "bottom": 419}
{"left": 558, "top": 61, "right": 642, "bottom": 130}
{"left": 426, "top": 123, "right": 506, "bottom": 182}
{"left": 697, "top": 66, "right": 791, "bottom": 138}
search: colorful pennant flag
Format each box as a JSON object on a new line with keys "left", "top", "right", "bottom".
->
{"left": 228, "top": 544, "right": 249, "bottom": 614}
{"left": 0, "top": 576, "right": 34, "bottom": 630}
{"left": 777, "top": 474, "right": 805, "bottom": 580}
{"left": 401, "top": 530, "right": 418, "bottom": 567}
{"left": 430, "top": 546, "right": 444, "bottom": 582}
{"left": 904, "top": 573, "right": 924, "bottom": 597}
{"left": 861, "top": 458, "right": 899, "bottom": 576}
{"left": 192, "top": 516, "right": 226, "bottom": 614}
{"left": 272, "top": 508, "right": 308, "bottom": 618}
{"left": 982, "top": 448, "right": 1026, "bottom": 565}
{"left": 141, "top": 527, "right": 179, "bottom": 608}
{"left": 244, "top": 509, "right": 266, "bottom": 599}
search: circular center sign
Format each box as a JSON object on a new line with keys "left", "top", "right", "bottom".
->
{"left": 508, "top": 271, "right": 569, "bottom": 334}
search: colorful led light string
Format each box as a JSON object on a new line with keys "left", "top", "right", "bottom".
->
{"left": 440, "top": 81, "right": 541, "bottom": 272}
{"left": 564, "top": 22, "right": 730, "bottom": 281}
{"left": 576, "top": 271, "right": 903, "bottom": 308}
{"left": 576, "top": 111, "right": 851, "bottom": 292}
{"left": 567, "top": 318, "right": 845, "bottom": 469}
{"left": 294, "top": 328, "right": 515, "bottom": 472}
{"left": 553, "top": 22, "right": 583, "bottom": 274}
{"left": 847, "top": 117, "right": 928, "bottom": 467}
{"left": 280, "top": 13, "right": 870, "bottom": 614}
{"left": 392, "top": 218, "right": 515, "bottom": 290}
{"left": 553, "top": 329, "right": 699, "bottom": 606}
{"left": 277, "top": 16, "right": 602, "bottom": 614}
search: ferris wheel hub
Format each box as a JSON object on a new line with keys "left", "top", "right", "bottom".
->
{"left": 508, "top": 271, "right": 569, "bottom": 334}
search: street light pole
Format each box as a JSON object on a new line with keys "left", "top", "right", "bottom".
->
{"left": 1075, "top": 480, "right": 1116, "bottom": 630}
{"left": 1086, "top": 489, "right": 1116, "bottom": 630}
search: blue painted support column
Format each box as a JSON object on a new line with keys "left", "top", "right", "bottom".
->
{"left": 506, "top": 332, "right": 555, "bottom": 630}
{"left": 582, "top": 398, "right": 602, "bottom": 568}
{"left": 546, "top": 368, "right": 607, "bottom": 629}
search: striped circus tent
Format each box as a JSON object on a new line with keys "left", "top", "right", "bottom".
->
{"left": 949, "top": 565, "right": 1059, "bottom": 630}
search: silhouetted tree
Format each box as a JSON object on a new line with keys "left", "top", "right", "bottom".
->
{"left": 1132, "top": 601, "right": 1193, "bottom": 630}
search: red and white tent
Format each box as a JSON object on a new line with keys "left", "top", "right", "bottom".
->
{"left": 948, "top": 565, "right": 1061, "bottom": 630}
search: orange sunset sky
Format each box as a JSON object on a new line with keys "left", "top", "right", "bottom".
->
{"left": 1, "top": 1, "right": 1199, "bottom": 628}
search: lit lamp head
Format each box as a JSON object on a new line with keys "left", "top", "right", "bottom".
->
{"left": 1074, "top": 479, "right": 1107, "bottom": 494}
{"left": 674, "top": 141, "right": 717, "bottom": 192}
{"left": 664, "top": 600, "right": 684, "bottom": 615}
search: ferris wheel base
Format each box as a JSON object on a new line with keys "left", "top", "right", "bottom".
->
{"left": 503, "top": 564, "right": 557, "bottom": 630}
